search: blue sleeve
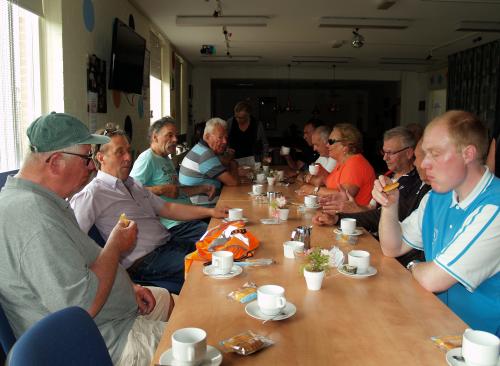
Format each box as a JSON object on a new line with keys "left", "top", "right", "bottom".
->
{"left": 130, "top": 154, "right": 153, "bottom": 185}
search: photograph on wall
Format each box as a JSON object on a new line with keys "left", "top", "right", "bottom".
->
{"left": 87, "top": 54, "right": 107, "bottom": 113}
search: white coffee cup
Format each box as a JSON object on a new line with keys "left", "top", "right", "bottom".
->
{"left": 252, "top": 184, "right": 264, "bottom": 195}
{"left": 278, "top": 208, "right": 290, "bottom": 221}
{"left": 212, "top": 251, "right": 234, "bottom": 275}
{"left": 256, "top": 173, "right": 266, "bottom": 183}
{"left": 309, "top": 164, "right": 319, "bottom": 175}
{"left": 462, "top": 328, "right": 499, "bottom": 366}
{"left": 348, "top": 250, "right": 370, "bottom": 274}
{"left": 228, "top": 208, "right": 243, "bottom": 221}
{"left": 267, "top": 176, "right": 276, "bottom": 186}
{"left": 283, "top": 240, "right": 304, "bottom": 259}
{"left": 281, "top": 146, "right": 290, "bottom": 155}
{"left": 341, "top": 218, "right": 357, "bottom": 235}
{"left": 257, "top": 285, "right": 287, "bottom": 316}
{"left": 304, "top": 194, "right": 318, "bottom": 207}
{"left": 262, "top": 165, "right": 270, "bottom": 174}
{"left": 171, "top": 327, "right": 207, "bottom": 364}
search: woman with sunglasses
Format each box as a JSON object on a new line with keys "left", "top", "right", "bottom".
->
{"left": 298, "top": 123, "right": 375, "bottom": 207}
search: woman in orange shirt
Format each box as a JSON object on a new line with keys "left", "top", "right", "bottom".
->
{"left": 299, "top": 123, "right": 375, "bottom": 206}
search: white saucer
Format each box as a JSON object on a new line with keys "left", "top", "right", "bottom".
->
{"left": 446, "top": 347, "right": 500, "bottom": 366}
{"left": 160, "top": 345, "right": 223, "bottom": 366}
{"left": 337, "top": 264, "right": 377, "bottom": 278}
{"left": 334, "top": 228, "right": 363, "bottom": 236}
{"left": 223, "top": 217, "right": 249, "bottom": 223}
{"left": 300, "top": 204, "right": 321, "bottom": 210}
{"left": 260, "top": 218, "right": 280, "bottom": 225}
{"left": 247, "top": 192, "right": 265, "bottom": 197}
{"left": 245, "top": 300, "right": 296, "bottom": 321}
{"left": 203, "top": 264, "right": 243, "bottom": 279}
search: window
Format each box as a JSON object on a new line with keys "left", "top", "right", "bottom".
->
{"left": 149, "top": 75, "right": 162, "bottom": 123}
{"left": 0, "top": 0, "right": 41, "bottom": 172}
{"left": 149, "top": 30, "right": 170, "bottom": 124}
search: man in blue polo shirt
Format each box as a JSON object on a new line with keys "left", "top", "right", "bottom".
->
{"left": 179, "top": 118, "right": 239, "bottom": 206}
{"left": 130, "top": 117, "right": 216, "bottom": 251}
{"left": 374, "top": 110, "right": 500, "bottom": 335}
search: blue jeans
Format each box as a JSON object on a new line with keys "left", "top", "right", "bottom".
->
{"left": 127, "top": 220, "right": 207, "bottom": 287}
{"left": 168, "top": 219, "right": 208, "bottom": 249}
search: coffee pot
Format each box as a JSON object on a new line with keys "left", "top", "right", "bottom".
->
{"left": 290, "top": 225, "right": 312, "bottom": 250}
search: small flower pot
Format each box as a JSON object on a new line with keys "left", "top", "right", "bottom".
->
{"left": 303, "top": 269, "right": 325, "bottom": 291}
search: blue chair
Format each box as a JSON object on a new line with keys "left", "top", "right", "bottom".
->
{"left": 0, "top": 302, "right": 16, "bottom": 361}
{"left": 7, "top": 306, "right": 112, "bottom": 366}
{"left": 0, "top": 170, "right": 18, "bottom": 190}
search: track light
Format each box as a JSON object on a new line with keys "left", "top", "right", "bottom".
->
{"left": 351, "top": 28, "right": 365, "bottom": 48}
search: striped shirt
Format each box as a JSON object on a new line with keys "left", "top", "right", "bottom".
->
{"left": 179, "top": 140, "right": 226, "bottom": 206}
{"left": 401, "top": 168, "right": 500, "bottom": 334}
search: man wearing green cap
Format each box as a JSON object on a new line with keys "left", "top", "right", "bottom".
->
{"left": 0, "top": 112, "right": 173, "bottom": 366}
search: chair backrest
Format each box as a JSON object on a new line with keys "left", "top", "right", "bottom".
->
{"left": 0, "top": 302, "right": 16, "bottom": 357}
{"left": 7, "top": 306, "right": 112, "bottom": 366}
{"left": 88, "top": 224, "right": 106, "bottom": 247}
{"left": 0, "top": 170, "right": 18, "bottom": 190}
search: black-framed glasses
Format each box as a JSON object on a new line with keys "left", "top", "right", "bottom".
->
{"left": 328, "top": 138, "right": 345, "bottom": 145}
{"left": 45, "top": 151, "right": 94, "bottom": 166}
{"left": 380, "top": 146, "right": 411, "bottom": 157}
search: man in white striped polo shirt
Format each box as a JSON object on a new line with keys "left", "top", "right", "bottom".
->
{"left": 179, "top": 118, "right": 239, "bottom": 207}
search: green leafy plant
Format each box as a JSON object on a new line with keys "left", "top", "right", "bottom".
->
{"left": 301, "top": 247, "right": 331, "bottom": 273}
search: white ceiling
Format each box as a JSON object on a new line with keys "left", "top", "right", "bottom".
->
{"left": 133, "top": 0, "right": 500, "bottom": 70}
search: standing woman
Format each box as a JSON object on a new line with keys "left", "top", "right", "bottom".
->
{"left": 300, "top": 123, "right": 375, "bottom": 206}
{"left": 226, "top": 101, "right": 268, "bottom": 163}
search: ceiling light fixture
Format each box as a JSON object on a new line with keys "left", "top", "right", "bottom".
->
{"left": 375, "top": 0, "right": 398, "bottom": 10}
{"left": 456, "top": 21, "right": 500, "bottom": 32}
{"left": 380, "top": 57, "right": 436, "bottom": 65}
{"left": 176, "top": 15, "right": 270, "bottom": 27}
{"left": 200, "top": 56, "right": 261, "bottom": 62}
{"left": 351, "top": 28, "right": 365, "bottom": 48}
{"left": 291, "top": 56, "right": 354, "bottom": 64}
{"left": 319, "top": 16, "right": 411, "bottom": 29}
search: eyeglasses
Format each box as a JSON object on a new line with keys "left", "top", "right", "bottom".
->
{"left": 102, "top": 126, "right": 118, "bottom": 137}
{"left": 328, "top": 138, "right": 345, "bottom": 145}
{"left": 95, "top": 124, "right": 119, "bottom": 153}
{"left": 45, "top": 151, "right": 94, "bottom": 166}
{"left": 380, "top": 146, "right": 411, "bottom": 157}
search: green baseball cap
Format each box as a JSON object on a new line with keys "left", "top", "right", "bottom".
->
{"left": 27, "top": 112, "right": 110, "bottom": 153}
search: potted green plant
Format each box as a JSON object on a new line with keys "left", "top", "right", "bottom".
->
{"left": 301, "top": 247, "right": 331, "bottom": 290}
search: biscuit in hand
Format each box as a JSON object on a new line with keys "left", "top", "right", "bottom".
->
{"left": 119, "top": 213, "right": 130, "bottom": 226}
{"left": 383, "top": 182, "right": 400, "bottom": 193}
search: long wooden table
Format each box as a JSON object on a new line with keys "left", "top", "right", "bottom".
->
{"left": 152, "top": 182, "right": 467, "bottom": 365}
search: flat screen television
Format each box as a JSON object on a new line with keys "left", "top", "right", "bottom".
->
{"left": 108, "top": 18, "right": 146, "bottom": 94}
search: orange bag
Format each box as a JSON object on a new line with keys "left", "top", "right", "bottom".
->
{"left": 184, "top": 221, "right": 259, "bottom": 274}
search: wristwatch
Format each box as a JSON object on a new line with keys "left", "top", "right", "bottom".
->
{"left": 406, "top": 260, "right": 421, "bottom": 273}
{"left": 313, "top": 186, "right": 320, "bottom": 195}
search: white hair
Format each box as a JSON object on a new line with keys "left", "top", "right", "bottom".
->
{"left": 314, "top": 125, "right": 332, "bottom": 143}
{"left": 22, "top": 144, "right": 83, "bottom": 168}
{"left": 204, "top": 118, "right": 227, "bottom": 136}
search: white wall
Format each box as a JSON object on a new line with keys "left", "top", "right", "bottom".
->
{"left": 400, "top": 71, "right": 429, "bottom": 126}
{"left": 192, "top": 65, "right": 430, "bottom": 128}
{"left": 45, "top": 0, "right": 155, "bottom": 153}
